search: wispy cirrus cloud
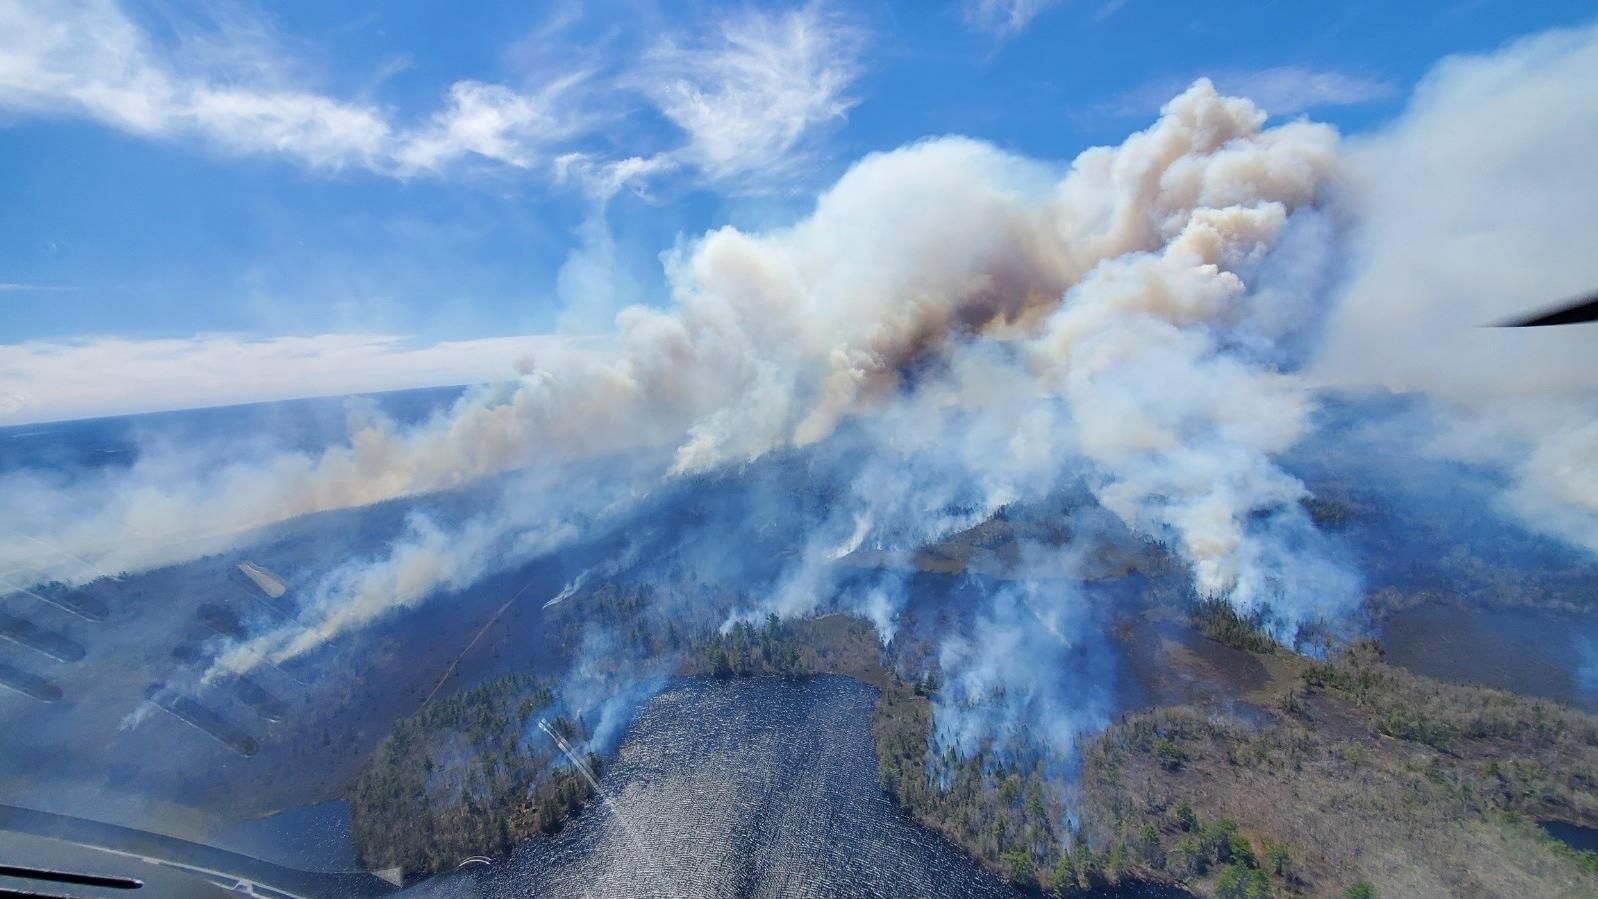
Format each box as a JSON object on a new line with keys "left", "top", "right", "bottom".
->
{"left": 0, "top": 1, "right": 868, "bottom": 192}
{"left": 1091, "top": 0, "right": 1127, "bottom": 22}
{"left": 0, "top": 1, "right": 395, "bottom": 171}
{"left": 962, "top": 0, "right": 1063, "bottom": 37}
{"left": 0, "top": 284, "right": 74, "bottom": 292}
{"left": 1216, "top": 66, "right": 1398, "bottom": 113}
{"left": 391, "top": 75, "right": 603, "bottom": 174}
{"left": 640, "top": 5, "right": 867, "bottom": 186}
{"left": 1107, "top": 66, "right": 1398, "bottom": 118}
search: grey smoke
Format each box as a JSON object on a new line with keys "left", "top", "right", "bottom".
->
{"left": 1314, "top": 21, "right": 1598, "bottom": 558}
{"left": 3, "top": 23, "right": 1598, "bottom": 821}
{"left": 12, "top": 76, "right": 1368, "bottom": 661}
{"left": 933, "top": 579, "right": 1114, "bottom": 766}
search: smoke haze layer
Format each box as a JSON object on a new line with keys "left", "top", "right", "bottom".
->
{"left": 5, "top": 21, "right": 1598, "bottom": 824}
{"left": 9, "top": 80, "right": 1352, "bottom": 629}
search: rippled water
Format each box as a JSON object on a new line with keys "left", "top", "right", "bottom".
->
{"left": 405, "top": 676, "right": 1184, "bottom": 898}
{"left": 1380, "top": 604, "right": 1598, "bottom": 713}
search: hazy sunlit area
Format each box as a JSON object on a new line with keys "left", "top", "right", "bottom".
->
{"left": 3, "top": 1, "right": 1598, "bottom": 897}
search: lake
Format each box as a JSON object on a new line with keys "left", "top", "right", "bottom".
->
{"left": 1379, "top": 603, "right": 1598, "bottom": 714}
{"left": 1540, "top": 820, "right": 1598, "bottom": 855}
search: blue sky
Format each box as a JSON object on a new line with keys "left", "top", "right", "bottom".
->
{"left": 0, "top": 0, "right": 1594, "bottom": 422}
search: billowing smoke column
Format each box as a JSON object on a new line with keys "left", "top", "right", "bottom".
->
{"left": 8, "top": 22, "right": 1598, "bottom": 802}
{"left": 7, "top": 80, "right": 1358, "bottom": 656}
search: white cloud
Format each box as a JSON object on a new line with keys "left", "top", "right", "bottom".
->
{"left": 1092, "top": 0, "right": 1127, "bottom": 22}
{"left": 392, "top": 76, "right": 597, "bottom": 174}
{"left": 963, "top": 0, "right": 1062, "bottom": 37}
{"left": 0, "top": 284, "right": 72, "bottom": 292}
{"left": 0, "top": 0, "right": 392, "bottom": 170}
{"left": 1110, "top": 67, "right": 1396, "bottom": 118}
{"left": 1217, "top": 66, "right": 1397, "bottom": 114}
{"left": 553, "top": 151, "right": 678, "bottom": 201}
{"left": 0, "top": 1, "right": 869, "bottom": 190}
{"left": 0, "top": 1, "right": 601, "bottom": 177}
{"left": 0, "top": 332, "right": 596, "bottom": 426}
{"left": 641, "top": 5, "right": 866, "bottom": 184}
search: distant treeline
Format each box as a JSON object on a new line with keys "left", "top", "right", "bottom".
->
{"left": 682, "top": 613, "right": 889, "bottom": 685}
{"left": 1297, "top": 488, "right": 1598, "bottom": 618}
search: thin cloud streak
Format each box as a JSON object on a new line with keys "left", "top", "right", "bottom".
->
{"left": 963, "top": 0, "right": 1063, "bottom": 37}
{"left": 0, "top": 0, "right": 593, "bottom": 177}
{"left": 0, "top": 332, "right": 604, "bottom": 427}
{"left": 1107, "top": 67, "right": 1398, "bottom": 118}
{"left": 639, "top": 4, "right": 868, "bottom": 187}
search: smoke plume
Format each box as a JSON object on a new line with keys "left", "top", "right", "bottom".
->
{"left": 10, "top": 79, "right": 1361, "bottom": 644}
{"left": 5, "top": 22, "right": 1598, "bottom": 824}
{"left": 1314, "top": 22, "right": 1598, "bottom": 556}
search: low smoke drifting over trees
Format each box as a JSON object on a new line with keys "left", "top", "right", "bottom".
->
{"left": 350, "top": 675, "right": 597, "bottom": 878}
{"left": 347, "top": 582, "right": 1598, "bottom": 897}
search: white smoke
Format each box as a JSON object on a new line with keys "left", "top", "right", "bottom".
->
{"left": 1315, "top": 21, "right": 1598, "bottom": 557}
{"left": 15, "top": 21, "right": 1598, "bottom": 670}
{"left": 207, "top": 462, "right": 652, "bottom": 676}
{"left": 7, "top": 25, "right": 1598, "bottom": 859}
{"left": 933, "top": 580, "right": 1112, "bottom": 766}
{"left": 656, "top": 81, "right": 1351, "bottom": 629}
{"left": 6, "top": 78, "right": 1365, "bottom": 660}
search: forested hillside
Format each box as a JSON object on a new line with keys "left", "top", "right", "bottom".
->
{"left": 350, "top": 674, "right": 597, "bottom": 879}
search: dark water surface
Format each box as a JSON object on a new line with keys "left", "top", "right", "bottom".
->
{"left": 404, "top": 676, "right": 1185, "bottom": 898}
{"left": 211, "top": 800, "right": 356, "bottom": 872}
{"left": 1379, "top": 604, "right": 1598, "bottom": 714}
{"left": 1540, "top": 820, "right": 1598, "bottom": 854}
